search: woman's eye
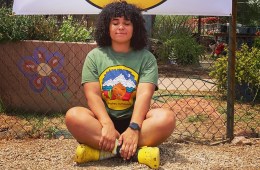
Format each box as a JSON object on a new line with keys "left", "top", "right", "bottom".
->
{"left": 124, "top": 22, "right": 131, "bottom": 25}
{"left": 112, "top": 22, "right": 119, "bottom": 25}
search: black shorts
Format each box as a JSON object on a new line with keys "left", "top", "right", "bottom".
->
{"left": 110, "top": 116, "right": 131, "bottom": 134}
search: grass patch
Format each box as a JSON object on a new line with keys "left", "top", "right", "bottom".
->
{"left": 235, "top": 111, "right": 257, "bottom": 123}
{"left": 187, "top": 114, "right": 208, "bottom": 123}
{"left": 0, "top": 108, "right": 66, "bottom": 139}
{"left": 217, "top": 106, "right": 227, "bottom": 115}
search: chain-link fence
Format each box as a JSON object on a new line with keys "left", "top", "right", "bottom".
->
{"left": 0, "top": 6, "right": 259, "bottom": 143}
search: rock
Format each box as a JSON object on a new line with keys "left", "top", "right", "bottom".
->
{"left": 231, "top": 136, "right": 252, "bottom": 145}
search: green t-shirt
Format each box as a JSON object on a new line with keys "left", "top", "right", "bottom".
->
{"left": 82, "top": 47, "right": 158, "bottom": 119}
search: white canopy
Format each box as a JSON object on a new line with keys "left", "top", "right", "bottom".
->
{"left": 13, "top": 0, "right": 232, "bottom": 16}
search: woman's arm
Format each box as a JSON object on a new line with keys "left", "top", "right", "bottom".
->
{"left": 131, "top": 83, "right": 155, "bottom": 127}
{"left": 84, "top": 82, "right": 119, "bottom": 151}
{"left": 119, "top": 82, "right": 155, "bottom": 160}
{"left": 84, "top": 82, "right": 111, "bottom": 125}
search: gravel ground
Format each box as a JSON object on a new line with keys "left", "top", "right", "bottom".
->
{"left": 0, "top": 136, "right": 260, "bottom": 170}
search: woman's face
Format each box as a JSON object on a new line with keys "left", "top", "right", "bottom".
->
{"left": 109, "top": 17, "right": 133, "bottom": 45}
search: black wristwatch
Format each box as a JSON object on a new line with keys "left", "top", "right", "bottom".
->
{"left": 129, "top": 122, "right": 141, "bottom": 131}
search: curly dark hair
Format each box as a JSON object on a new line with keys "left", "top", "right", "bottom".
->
{"left": 94, "top": 1, "right": 148, "bottom": 50}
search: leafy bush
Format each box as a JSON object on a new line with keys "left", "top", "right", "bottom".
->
{"left": 0, "top": 8, "right": 31, "bottom": 41}
{"left": 210, "top": 44, "right": 260, "bottom": 102}
{"left": 27, "top": 16, "right": 59, "bottom": 41}
{"left": 167, "top": 33, "right": 204, "bottom": 65}
{"left": 0, "top": 0, "right": 13, "bottom": 8}
{"left": 152, "top": 15, "right": 204, "bottom": 65}
{"left": 0, "top": 8, "right": 93, "bottom": 42}
{"left": 253, "top": 37, "right": 260, "bottom": 48}
{"left": 56, "top": 16, "right": 93, "bottom": 42}
{"left": 153, "top": 15, "right": 192, "bottom": 40}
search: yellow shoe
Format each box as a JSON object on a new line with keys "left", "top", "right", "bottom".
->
{"left": 74, "top": 144, "right": 100, "bottom": 163}
{"left": 137, "top": 146, "right": 160, "bottom": 169}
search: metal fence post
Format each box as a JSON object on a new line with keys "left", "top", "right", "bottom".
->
{"left": 227, "top": 0, "right": 237, "bottom": 141}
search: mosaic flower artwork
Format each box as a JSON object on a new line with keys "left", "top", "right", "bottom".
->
{"left": 18, "top": 47, "right": 68, "bottom": 93}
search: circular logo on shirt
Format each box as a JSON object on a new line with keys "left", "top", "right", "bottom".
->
{"left": 99, "top": 65, "right": 138, "bottom": 110}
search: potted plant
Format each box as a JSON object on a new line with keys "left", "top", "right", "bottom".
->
{"left": 210, "top": 44, "right": 260, "bottom": 102}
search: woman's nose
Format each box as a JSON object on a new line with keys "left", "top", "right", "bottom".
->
{"left": 118, "top": 24, "right": 125, "bottom": 30}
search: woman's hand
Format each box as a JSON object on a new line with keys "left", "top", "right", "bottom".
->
{"left": 99, "top": 122, "right": 120, "bottom": 152}
{"left": 118, "top": 128, "right": 139, "bottom": 160}
{"left": 84, "top": 82, "right": 120, "bottom": 152}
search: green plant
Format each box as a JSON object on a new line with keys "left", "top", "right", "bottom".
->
{"left": 234, "top": 111, "right": 255, "bottom": 123}
{"left": 27, "top": 16, "right": 59, "bottom": 40}
{"left": 0, "top": 7, "right": 93, "bottom": 42}
{"left": 153, "top": 15, "right": 192, "bottom": 40}
{"left": 217, "top": 106, "right": 227, "bottom": 115}
{"left": 253, "top": 37, "right": 260, "bottom": 48}
{"left": 0, "top": 7, "right": 32, "bottom": 42}
{"left": 167, "top": 33, "right": 204, "bottom": 65}
{"left": 152, "top": 15, "right": 204, "bottom": 65}
{"left": 210, "top": 44, "right": 260, "bottom": 102}
{"left": 187, "top": 114, "right": 208, "bottom": 123}
{"left": 44, "top": 126, "right": 60, "bottom": 139}
{"left": 57, "top": 16, "right": 93, "bottom": 42}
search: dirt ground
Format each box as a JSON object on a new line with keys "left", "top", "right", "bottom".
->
{"left": 1, "top": 95, "right": 259, "bottom": 170}
{"left": 158, "top": 63, "right": 211, "bottom": 79}
{"left": 0, "top": 136, "right": 259, "bottom": 170}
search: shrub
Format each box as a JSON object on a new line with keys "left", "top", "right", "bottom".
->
{"left": 153, "top": 15, "right": 192, "bottom": 41}
{"left": 210, "top": 44, "right": 260, "bottom": 102}
{"left": 27, "top": 16, "right": 59, "bottom": 41}
{"left": 0, "top": 8, "right": 93, "bottom": 42}
{"left": 0, "top": 8, "right": 59, "bottom": 41}
{"left": 56, "top": 16, "right": 93, "bottom": 42}
{"left": 152, "top": 15, "right": 204, "bottom": 65}
{"left": 167, "top": 33, "right": 204, "bottom": 65}
{"left": 253, "top": 36, "right": 260, "bottom": 48}
{"left": 0, "top": 7, "right": 31, "bottom": 41}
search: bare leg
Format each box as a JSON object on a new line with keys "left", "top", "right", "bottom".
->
{"left": 65, "top": 106, "right": 102, "bottom": 149}
{"left": 66, "top": 107, "right": 175, "bottom": 148}
{"left": 138, "top": 108, "right": 176, "bottom": 147}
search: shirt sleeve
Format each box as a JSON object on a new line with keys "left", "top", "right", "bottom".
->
{"left": 139, "top": 52, "right": 159, "bottom": 90}
{"left": 81, "top": 52, "right": 99, "bottom": 85}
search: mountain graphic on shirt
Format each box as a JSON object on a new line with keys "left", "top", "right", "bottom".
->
{"left": 102, "top": 69, "right": 137, "bottom": 101}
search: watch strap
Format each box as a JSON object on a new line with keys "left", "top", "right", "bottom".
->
{"left": 129, "top": 122, "right": 141, "bottom": 131}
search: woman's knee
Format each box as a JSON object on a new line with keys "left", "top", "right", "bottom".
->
{"left": 65, "top": 107, "right": 78, "bottom": 122}
{"left": 151, "top": 108, "right": 176, "bottom": 130}
{"left": 65, "top": 106, "right": 91, "bottom": 126}
{"left": 162, "top": 109, "right": 175, "bottom": 129}
{"left": 140, "top": 108, "right": 175, "bottom": 146}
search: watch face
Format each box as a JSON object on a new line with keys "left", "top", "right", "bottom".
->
{"left": 129, "top": 122, "right": 140, "bottom": 130}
